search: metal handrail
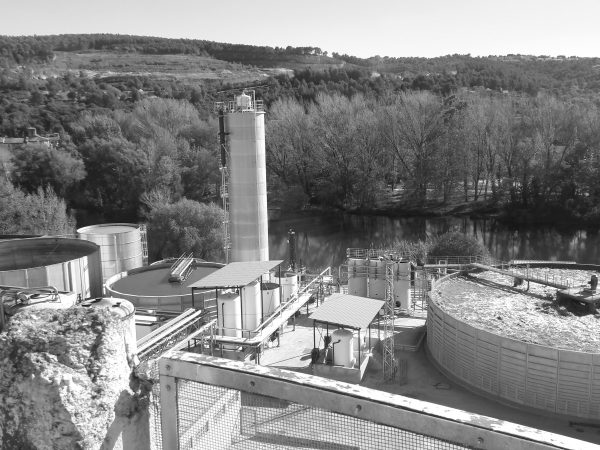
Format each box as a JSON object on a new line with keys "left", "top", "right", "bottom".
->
{"left": 159, "top": 353, "right": 592, "bottom": 450}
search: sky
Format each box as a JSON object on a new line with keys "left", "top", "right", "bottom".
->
{"left": 2, "top": 0, "right": 600, "bottom": 58}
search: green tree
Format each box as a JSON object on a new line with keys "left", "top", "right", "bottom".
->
{"left": 427, "top": 231, "right": 490, "bottom": 259}
{"left": 10, "top": 143, "right": 86, "bottom": 198}
{"left": 144, "top": 197, "right": 224, "bottom": 262}
{"left": 266, "top": 97, "right": 317, "bottom": 198}
{"left": 77, "top": 138, "right": 149, "bottom": 222}
{"left": 380, "top": 91, "right": 449, "bottom": 202}
{"left": 0, "top": 180, "right": 75, "bottom": 235}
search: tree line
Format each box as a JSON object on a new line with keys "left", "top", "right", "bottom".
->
{"left": 2, "top": 36, "right": 600, "bottom": 260}
{"left": 4, "top": 96, "right": 225, "bottom": 262}
{"left": 266, "top": 90, "right": 600, "bottom": 225}
{"left": 2, "top": 34, "right": 600, "bottom": 97}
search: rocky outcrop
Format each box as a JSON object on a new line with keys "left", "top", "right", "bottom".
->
{"left": 0, "top": 307, "right": 134, "bottom": 449}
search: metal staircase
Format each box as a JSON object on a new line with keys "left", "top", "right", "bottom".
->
{"left": 215, "top": 106, "right": 231, "bottom": 263}
{"left": 139, "top": 223, "right": 148, "bottom": 266}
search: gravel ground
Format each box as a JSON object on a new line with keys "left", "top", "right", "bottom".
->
{"left": 432, "top": 268, "right": 600, "bottom": 352}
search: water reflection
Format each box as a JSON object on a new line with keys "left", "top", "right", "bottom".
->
{"left": 268, "top": 212, "right": 600, "bottom": 271}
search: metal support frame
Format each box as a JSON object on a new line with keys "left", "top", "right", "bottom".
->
{"left": 217, "top": 108, "right": 231, "bottom": 263}
{"left": 383, "top": 259, "right": 395, "bottom": 381}
{"left": 138, "top": 223, "right": 149, "bottom": 266}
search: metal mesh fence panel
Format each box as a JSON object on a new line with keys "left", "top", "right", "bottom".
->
{"left": 174, "top": 379, "right": 470, "bottom": 450}
{"left": 137, "top": 358, "right": 163, "bottom": 450}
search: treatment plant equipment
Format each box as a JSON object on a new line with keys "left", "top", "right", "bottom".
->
{"left": 0, "top": 237, "right": 103, "bottom": 300}
{"left": 105, "top": 259, "right": 224, "bottom": 312}
{"left": 77, "top": 223, "right": 146, "bottom": 282}
{"left": 188, "top": 260, "right": 332, "bottom": 363}
{"left": 215, "top": 91, "right": 268, "bottom": 263}
{"left": 344, "top": 249, "right": 426, "bottom": 380}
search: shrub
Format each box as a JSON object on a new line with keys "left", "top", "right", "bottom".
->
{"left": 427, "top": 231, "right": 490, "bottom": 259}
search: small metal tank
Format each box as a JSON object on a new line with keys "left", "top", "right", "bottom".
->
{"left": 348, "top": 258, "right": 367, "bottom": 297}
{"left": 261, "top": 282, "right": 280, "bottom": 318}
{"left": 219, "top": 292, "right": 242, "bottom": 339}
{"left": 368, "top": 259, "right": 386, "bottom": 300}
{"left": 331, "top": 328, "right": 355, "bottom": 368}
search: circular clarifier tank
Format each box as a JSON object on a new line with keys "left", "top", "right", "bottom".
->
{"left": 105, "top": 260, "right": 223, "bottom": 311}
{"left": 428, "top": 264, "right": 600, "bottom": 420}
{"left": 0, "top": 237, "right": 102, "bottom": 299}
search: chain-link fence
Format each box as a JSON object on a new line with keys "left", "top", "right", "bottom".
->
{"left": 158, "top": 352, "right": 586, "bottom": 450}
{"left": 175, "top": 380, "right": 466, "bottom": 450}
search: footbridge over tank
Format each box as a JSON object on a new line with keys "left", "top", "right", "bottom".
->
{"left": 469, "top": 262, "right": 575, "bottom": 289}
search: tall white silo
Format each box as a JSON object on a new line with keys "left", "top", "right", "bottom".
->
{"left": 225, "top": 92, "right": 269, "bottom": 262}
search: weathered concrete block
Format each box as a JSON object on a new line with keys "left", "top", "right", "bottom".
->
{"left": 0, "top": 307, "right": 133, "bottom": 450}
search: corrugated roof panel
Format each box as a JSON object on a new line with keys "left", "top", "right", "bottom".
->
{"left": 189, "top": 260, "right": 284, "bottom": 289}
{"left": 309, "top": 293, "right": 385, "bottom": 330}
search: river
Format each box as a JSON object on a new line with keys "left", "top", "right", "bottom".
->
{"left": 268, "top": 212, "right": 600, "bottom": 271}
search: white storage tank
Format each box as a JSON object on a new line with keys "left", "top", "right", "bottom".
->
{"left": 347, "top": 258, "right": 367, "bottom": 297}
{"left": 80, "top": 297, "right": 137, "bottom": 367}
{"left": 241, "top": 280, "right": 262, "bottom": 331}
{"left": 218, "top": 292, "right": 242, "bottom": 339}
{"left": 331, "top": 328, "right": 355, "bottom": 368}
{"left": 261, "top": 282, "right": 280, "bottom": 318}
{"left": 226, "top": 105, "right": 269, "bottom": 262}
{"left": 368, "top": 259, "right": 386, "bottom": 300}
{"left": 0, "top": 237, "right": 102, "bottom": 299}
{"left": 394, "top": 260, "right": 411, "bottom": 310}
{"left": 274, "top": 272, "right": 298, "bottom": 303}
{"left": 78, "top": 223, "right": 144, "bottom": 282}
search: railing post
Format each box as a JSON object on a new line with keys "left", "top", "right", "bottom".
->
{"left": 159, "top": 359, "right": 179, "bottom": 450}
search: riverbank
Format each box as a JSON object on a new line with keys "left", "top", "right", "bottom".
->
{"left": 347, "top": 198, "right": 500, "bottom": 219}
{"left": 271, "top": 190, "right": 600, "bottom": 230}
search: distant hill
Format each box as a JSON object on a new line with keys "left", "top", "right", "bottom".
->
{"left": 1, "top": 33, "right": 600, "bottom": 101}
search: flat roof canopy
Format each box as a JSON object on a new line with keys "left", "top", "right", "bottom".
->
{"left": 309, "top": 293, "right": 385, "bottom": 330}
{"left": 188, "top": 260, "right": 284, "bottom": 289}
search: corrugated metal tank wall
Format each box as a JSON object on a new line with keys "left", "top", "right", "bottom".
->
{"left": 428, "top": 273, "right": 600, "bottom": 420}
{"left": 77, "top": 223, "right": 143, "bottom": 282}
{"left": 226, "top": 111, "right": 269, "bottom": 262}
{"left": 0, "top": 237, "right": 102, "bottom": 299}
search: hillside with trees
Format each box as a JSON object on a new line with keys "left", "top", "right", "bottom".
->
{"left": 1, "top": 33, "right": 600, "bottom": 253}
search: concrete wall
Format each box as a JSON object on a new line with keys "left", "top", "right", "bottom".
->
{"left": 427, "top": 285, "right": 600, "bottom": 420}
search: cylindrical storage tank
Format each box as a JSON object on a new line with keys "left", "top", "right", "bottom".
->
{"left": 347, "top": 259, "right": 367, "bottom": 297}
{"left": 274, "top": 272, "right": 298, "bottom": 303}
{"left": 226, "top": 110, "right": 269, "bottom": 262}
{"left": 0, "top": 237, "right": 102, "bottom": 299}
{"left": 219, "top": 292, "right": 242, "bottom": 339}
{"left": 77, "top": 223, "right": 144, "bottom": 283}
{"left": 332, "top": 328, "right": 355, "bottom": 368}
{"left": 80, "top": 297, "right": 137, "bottom": 367}
{"left": 394, "top": 260, "right": 411, "bottom": 310}
{"left": 261, "top": 282, "right": 280, "bottom": 318}
{"left": 241, "top": 280, "right": 261, "bottom": 331}
{"left": 368, "top": 259, "right": 386, "bottom": 300}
